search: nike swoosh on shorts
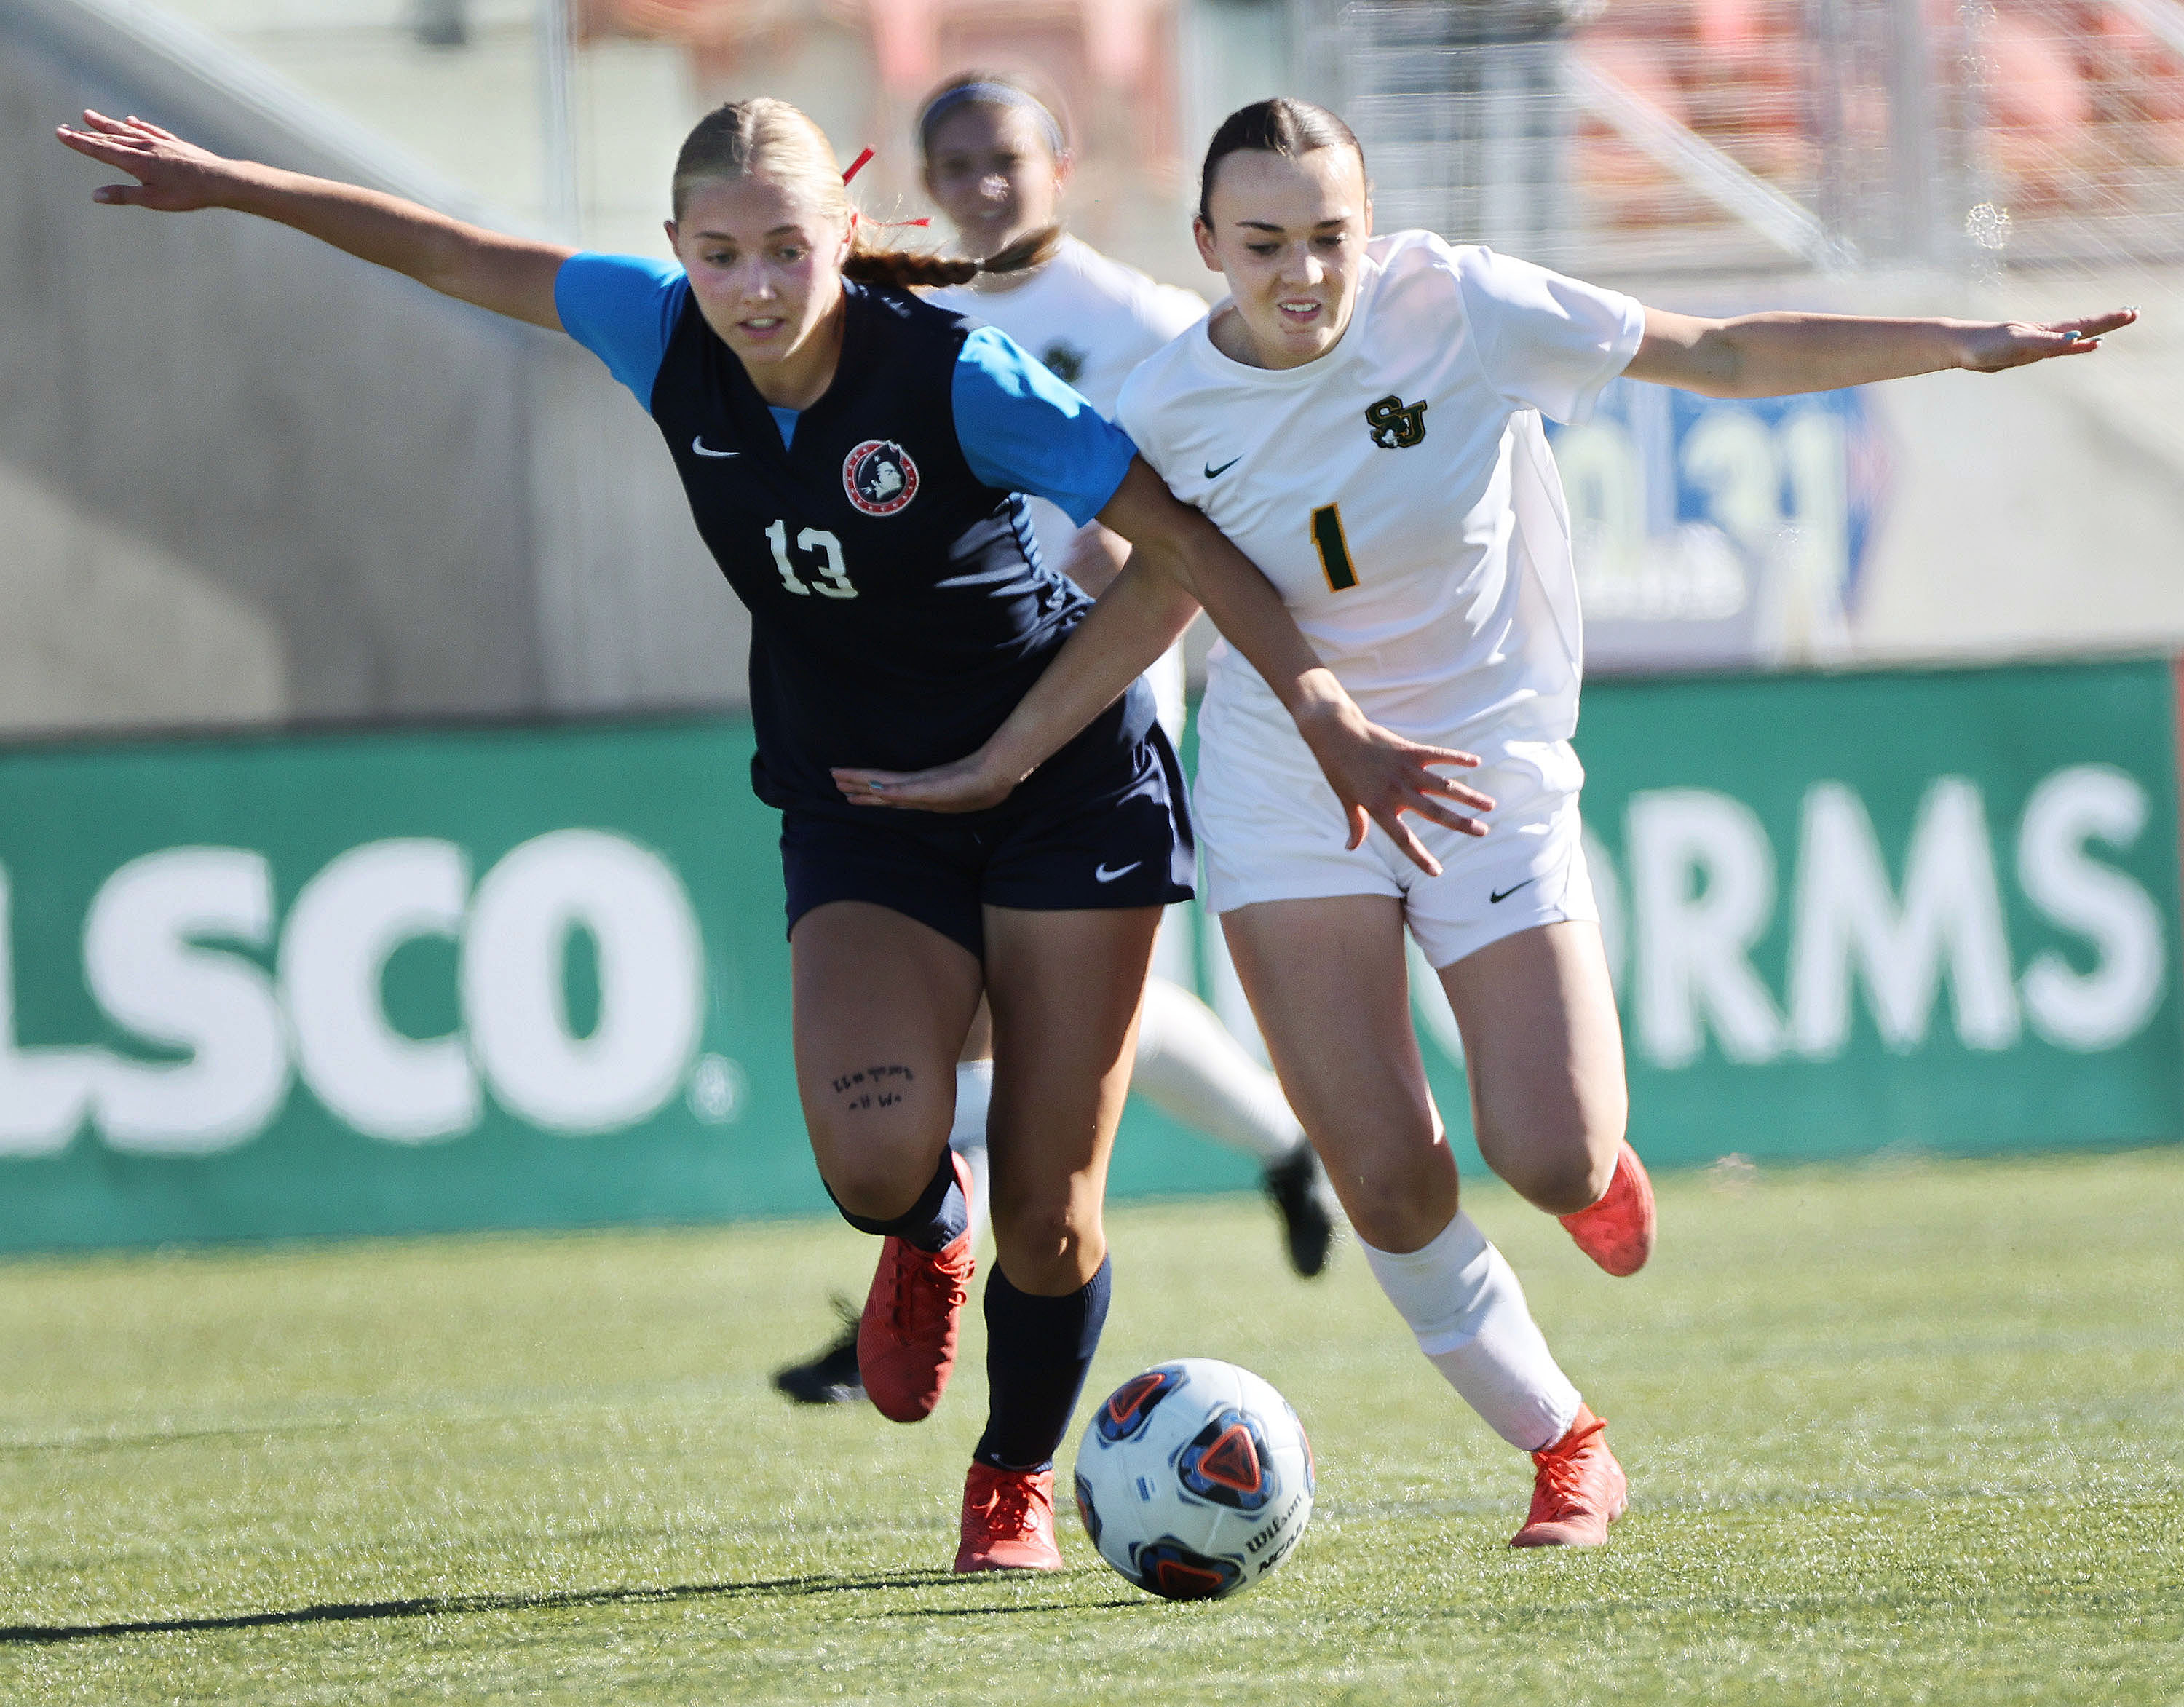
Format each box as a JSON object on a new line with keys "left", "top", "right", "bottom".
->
{"left": 1203, "top": 456, "right": 1241, "bottom": 479}
{"left": 1094, "top": 861, "right": 1142, "bottom": 884}
{"left": 1489, "top": 877, "right": 1538, "bottom": 904}
{"left": 692, "top": 437, "right": 738, "bottom": 459}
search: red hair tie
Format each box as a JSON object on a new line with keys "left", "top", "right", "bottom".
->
{"left": 841, "top": 147, "right": 931, "bottom": 226}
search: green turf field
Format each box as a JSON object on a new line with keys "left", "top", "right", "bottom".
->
{"left": 3, "top": 1149, "right": 2180, "bottom": 1705}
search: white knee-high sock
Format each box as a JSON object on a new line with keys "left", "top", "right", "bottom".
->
{"left": 947, "top": 1060, "right": 994, "bottom": 1251}
{"left": 1361, "top": 1211, "right": 1582, "bottom": 1451}
{"left": 1130, "top": 978, "right": 1307, "bottom": 1168}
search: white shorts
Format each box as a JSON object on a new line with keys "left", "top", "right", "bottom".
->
{"left": 1195, "top": 704, "right": 1598, "bottom": 970}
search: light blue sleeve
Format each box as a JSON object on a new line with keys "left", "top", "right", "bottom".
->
{"left": 555, "top": 253, "right": 689, "bottom": 411}
{"left": 951, "top": 325, "right": 1138, "bottom": 527}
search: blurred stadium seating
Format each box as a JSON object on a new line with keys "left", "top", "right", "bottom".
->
{"left": 1299, "top": 0, "right": 2184, "bottom": 277}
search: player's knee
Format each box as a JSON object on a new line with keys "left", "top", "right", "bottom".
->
{"left": 991, "top": 1192, "right": 1100, "bottom": 1291}
{"left": 1490, "top": 1122, "right": 1619, "bottom": 1215}
{"left": 806, "top": 1090, "right": 953, "bottom": 1211}
{"left": 818, "top": 1143, "right": 943, "bottom": 1223}
{"left": 1335, "top": 1144, "right": 1456, "bottom": 1253}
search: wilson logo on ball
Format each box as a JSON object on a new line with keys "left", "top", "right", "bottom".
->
{"left": 843, "top": 440, "right": 919, "bottom": 515}
{"left": 1096, "top": 1365, "right": 1183, "bottom": 1443}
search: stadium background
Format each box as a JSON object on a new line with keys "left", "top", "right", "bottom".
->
{"left": 3, "top": 0, "right": 2183, "bottom": 1243}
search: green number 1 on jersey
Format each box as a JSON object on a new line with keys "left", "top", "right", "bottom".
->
{"left": 1310, "top": 504, "right": 1358, "bottom": 593}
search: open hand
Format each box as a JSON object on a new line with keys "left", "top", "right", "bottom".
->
{"left": 54, "top": 111, "right": 242, "bottom": 212}
{"left": 1958, "top": 308, "right": 2137, "bottom": 372}
{"left": 832, "top": 753, "right": 1018, "bottom": 814}
{"left": 1292, "top": 697, "right": 1494, "bottom": 877}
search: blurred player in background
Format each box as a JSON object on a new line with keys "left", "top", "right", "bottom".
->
{"left": 52, "top": 97, "right": 1418, "bottom": 1575}
{"left": 833, "top": 95, "right": 2133, "bottom": 1550}
{"left": 774, "top": 71, "right": 1340, "bottom": 1408}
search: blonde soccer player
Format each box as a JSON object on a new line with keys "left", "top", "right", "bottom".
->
{"left": 831, "top": 96, "right": 2132, "bottom": 1547}
{"left": 777, "top": 76, "right": 1340, "bottom": 1407}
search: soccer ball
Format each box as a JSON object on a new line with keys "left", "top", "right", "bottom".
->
{"left": 1072, "top": 1358, "right": 1315, "bottom": 1600}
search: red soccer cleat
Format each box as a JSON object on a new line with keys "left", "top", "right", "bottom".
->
{"left": 856, "top": 1153, "right": 976, "bottom": 1424}
{"left": 1558, "top": 1138, "right": 1656, "bottom": 1277}
{"left": 1511, "top": 1403, "right": 1628, "bottom": 1548}
{"left": 954, "top": 1461, "right": 1063, "bottom": 1572}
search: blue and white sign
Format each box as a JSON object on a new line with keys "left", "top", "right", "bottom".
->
{"left": 1548, "top": 381, "right": 1888, "bottom": 670}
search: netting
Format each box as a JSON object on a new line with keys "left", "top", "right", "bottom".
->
{"left": 1295, "top": 0, "right": 2184, "bottom": 279}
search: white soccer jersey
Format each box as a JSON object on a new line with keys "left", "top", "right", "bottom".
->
{"left": 1116, "top": 230, "right": 1645, "bottom": 754}
{"left": 931, "top": 235, "right": 1207, "bottom": 572}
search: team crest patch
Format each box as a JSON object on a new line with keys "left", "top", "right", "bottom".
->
{"left": 843, "top": 440, "right": 919, "bottom": 515}
{"left": 1365, "top": 393, "right": 1429, "bottom": 448}
{"left": 1040, "top": 339, "right": 1088, "bottom": 385}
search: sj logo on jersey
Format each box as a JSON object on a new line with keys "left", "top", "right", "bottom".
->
{"left": 1040, "top": 340, "right": 1088, "bottom": 385}
{"left": 844, "top": 440, "right": 919, "bottom": 515}
{"left": 1365, "top": 395, "right": 1429, "bottom": 449}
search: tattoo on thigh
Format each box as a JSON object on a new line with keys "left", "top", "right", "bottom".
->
{"left": 831, "top": 1064, "right": 915, "bottom": 1112}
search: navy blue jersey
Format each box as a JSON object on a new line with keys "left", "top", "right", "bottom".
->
{"left": 556, "top": 254, "right": 1151, "bottom": 817}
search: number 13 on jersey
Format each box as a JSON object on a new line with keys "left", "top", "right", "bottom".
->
{"left": 1310, "top": 504, "right": 1358, "bottom": 593}
{"left": 765, "top": 519, "right": 857, "bottom": 599}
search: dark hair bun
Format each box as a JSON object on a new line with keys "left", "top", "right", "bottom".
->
{"left": 1198, "top": 99, "right": 1366, "bottom": 225}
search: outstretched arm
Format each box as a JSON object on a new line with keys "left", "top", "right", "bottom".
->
{"left": 1626, "top": 304, "right": 2137, "bottom": 398}
{"left": 834, "top": 459, "right": 1493, "bottom": 875}
{"left": 54, "top": 111, "right": 570, "bottom": 329}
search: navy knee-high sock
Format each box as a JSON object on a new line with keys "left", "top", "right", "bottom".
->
{"left": 825, "top": 1152, "right": 966, "bottom": 1253}
{"left": 973, "top": 1255, "right": 1113, "bottom": 1472}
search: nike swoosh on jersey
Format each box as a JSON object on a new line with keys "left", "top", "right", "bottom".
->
{"left": 1488, "top": 877, "right": 1538, "bottom": 905}
{"left": 1203, "top": 456, "right": 1241, "bottom": 479}
{"left": 1094, "top": 860, "right": 1142, "bottom": 884}
{"left": 692, "top": 437, "right": 739, "bottom": 459}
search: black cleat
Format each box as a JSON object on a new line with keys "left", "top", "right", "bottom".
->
{"left": 772, "top": 1298, "right": 865, "bottom": 1406}
{"left": 1263, "top": 1145, "right": 1340, "bottom": 1278}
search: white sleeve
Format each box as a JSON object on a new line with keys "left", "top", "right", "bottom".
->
{"left": 1115, "top": 365, "right": 1162, "bottom": 472}
{"left": 1146, "top": 282, "right": 1211, "bottom": 343}
{"left": 1455, "top": 247, "right": 1645, "bottom": 426}
{"left": 1102, "top": 283, "right": 1208, "bottom": 402}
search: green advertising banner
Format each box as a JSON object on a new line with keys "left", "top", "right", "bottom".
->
{"left": 1416, "top": 657, "right": 2184, "bottom": 1170}
{"left": 0, "top": 657, "right": 2177, "bottom": 1252}
{"left": 0, "top": 719, "right": 1259, "bottom": 1253}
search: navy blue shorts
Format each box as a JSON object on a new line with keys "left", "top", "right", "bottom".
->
{"left": 780, "top": 726, "right": 1195, "bottom": 959}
